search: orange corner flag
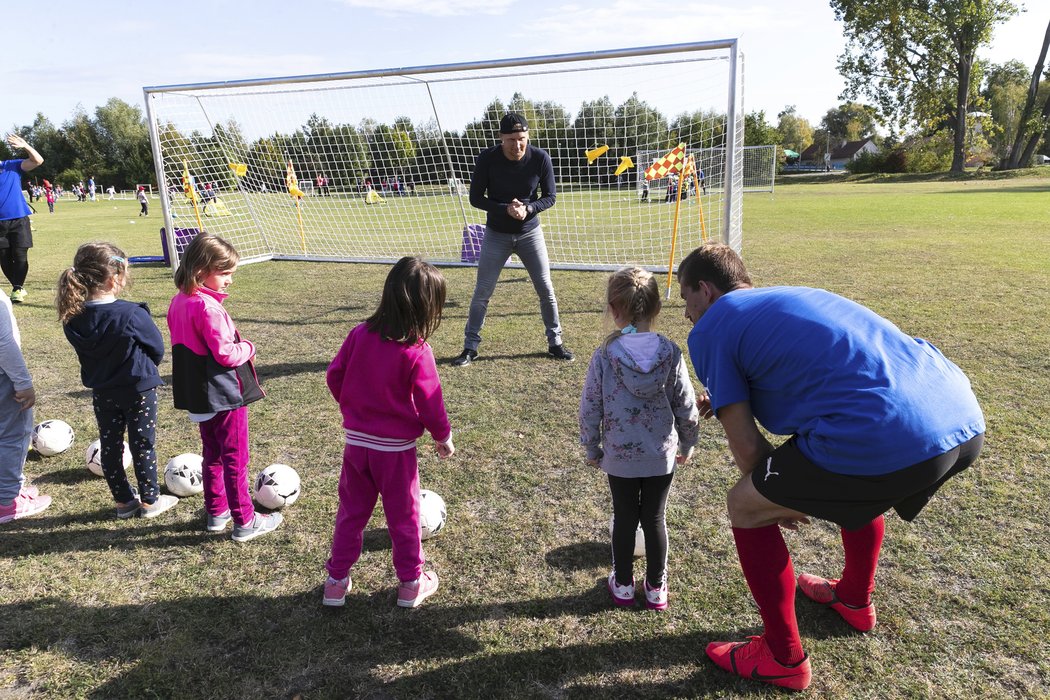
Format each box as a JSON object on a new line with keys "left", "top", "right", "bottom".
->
{"left": 644, "top": 143, "right": 686, "bottom": 180}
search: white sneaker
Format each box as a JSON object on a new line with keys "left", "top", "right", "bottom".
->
{"left": 608, "top": 571, "right": 635, "bottom": 607}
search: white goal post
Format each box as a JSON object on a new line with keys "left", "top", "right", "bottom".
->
{"left": 144, "top": 41, "right": 744, "bottom": 272}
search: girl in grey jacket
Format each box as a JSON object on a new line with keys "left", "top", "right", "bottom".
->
{"left": 580, "top": 267, "right": 700, "bottom": 610}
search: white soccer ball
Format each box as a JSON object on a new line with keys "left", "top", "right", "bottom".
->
{"left": 31, "top": 420, "right": 75, "bottom": 457}
{"left": 253, "top": 463, "right": 300, "bottom": 509}
{"left": 85, "top": 439, "right": 133, "bottom": 476}
{"left": 419, "top": 489, "right": 447, "bottom": 540}
{"left": 609, "top": 515, "right": 646, "bottom": 558}
{"left": 164, "top": 453, "right": 204, "bottom": 497}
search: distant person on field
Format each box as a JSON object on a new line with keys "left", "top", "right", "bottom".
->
{"left": 106, "top": 186, "right": 116, "bottom": 200}
{"left": 323, "top": 256, "right": 454, "bottom": 609}
{"left": 136, "top": 186, "right": 148, "bottom": 216}
{"left": 88, "top": 176, "right": 96, "bottom": 201}
{"left": 639, "top": 180, "right": 649, "bottom": 203}
{"left": 58, "top": 243, "right": 177, "bottom": 519}
{"left": 579, "top": 266, "right": 700, "bottom": 611}
{"left": 0, "top": 135, "right": 43, "bottom": 303}
{"left": 677, "top": 243, "right": 985, "bottom": 691}
{"left": 45, "top": 187, "right": 55, "bottom": 214}
{"left": 0, "top": 287, "right": 52, "bottom": 524}
{"left": 168, "top": 234, "right": 281, "bottom": 543}
{"left": 452, "top": 112, "right": 573, "bottom": 366}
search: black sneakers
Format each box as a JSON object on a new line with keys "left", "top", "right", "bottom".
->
{"left": 452, "top": 349, "right": 478, "bottom": 367}
{"left": 548, "top": 344, "right": 575, "bottom": 361}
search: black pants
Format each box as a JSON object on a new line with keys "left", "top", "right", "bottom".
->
{"left": 92, "top": 388, "right": 160, "bottom": 504}
{"left": 608, "top": 472, "right": 674, "bottom": 587}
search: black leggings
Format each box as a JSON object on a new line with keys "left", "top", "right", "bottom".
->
{"left": 92, "top": 389, "right": 160, "bottom": 504}
{"left": 0, "top": 246, "right": 28, "bottom": 288}
{"left": 608, "top": 472, "right": 674, "bottom": 588}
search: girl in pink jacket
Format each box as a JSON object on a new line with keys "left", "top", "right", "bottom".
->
{"left": 167, "top": 234, "right": 281, "bottom": 543}
{"left": 323, "top": 257, "right": 455, "bottom": 609}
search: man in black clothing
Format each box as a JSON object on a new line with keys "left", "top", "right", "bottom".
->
{"left": 452, "top": 113, "right": 573, "bottom": 366}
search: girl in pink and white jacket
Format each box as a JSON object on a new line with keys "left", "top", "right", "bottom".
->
{"left": 322, "top": 256, "right": 455, "bottom": 609}
{"left": 167, "top": 234, "right": 281, "bottom": 543}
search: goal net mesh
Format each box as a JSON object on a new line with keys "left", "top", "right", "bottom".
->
{"left": 145, "top": 43, "right": 744, "bottom": 271}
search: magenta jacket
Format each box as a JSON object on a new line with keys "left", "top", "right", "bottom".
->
{"left": 327, "top": 323, "right": 451, "bottom": 448}
{"left": 167, "top": 286, "right": 263, "bottom": 413}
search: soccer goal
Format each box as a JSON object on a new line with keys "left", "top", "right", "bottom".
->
{"left": 144, "top": 40, "right": 744, "bottom": 271}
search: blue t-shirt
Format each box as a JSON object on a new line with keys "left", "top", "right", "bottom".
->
{"left": 0, "top": 160, "right": 31, "bottom": 221}
{"left": 687, "top": 287, "right": 985, "bottom": 476}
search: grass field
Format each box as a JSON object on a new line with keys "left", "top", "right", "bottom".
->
{"left": 2, "top": 174, "right": 1048, "bottom": 699}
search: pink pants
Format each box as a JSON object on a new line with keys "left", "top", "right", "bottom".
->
{"left": 199, "top": 407, "right": 255, "bottom": 526}
{"left": 325, "top": 444, "right": 423, "bottom": 583}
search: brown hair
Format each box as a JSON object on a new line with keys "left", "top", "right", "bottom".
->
{"left": 174, "top": 234, "right": 239, "bottom": 293}
{"left": 366, "top": 256, "right": 446, "bottom": 345}
{"left": 56, "top": 242, "right": 128, "bottom": 323}
{"left": 677, "top": 243, "right": 752, "bottom": 293}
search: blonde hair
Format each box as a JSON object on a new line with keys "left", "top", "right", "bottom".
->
{"left": 603, "top": 266, "right": 661, "bottom": 347}
{"left": 56, "top": 242, "right": 128, "bottom": 323}
{"left": 173, "top": 233, "right": 239, "bottom": 293}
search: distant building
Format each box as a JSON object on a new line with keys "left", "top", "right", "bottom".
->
{"left": 800, "top": 137, "right": 879, "bottom": 170}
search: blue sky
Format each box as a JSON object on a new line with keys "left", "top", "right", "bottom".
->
{"left": 3, "top": 0, "right": 1046, "bottom": 132}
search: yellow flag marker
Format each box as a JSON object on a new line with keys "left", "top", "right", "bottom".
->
{"left": 613, "top": 156, "right": 635, "bottom": 177}
{"left": 585, "top": 145, "right": 609, "bottom": 164}
{"left": 228, "top": 162, "right": 247, "bottom": 177}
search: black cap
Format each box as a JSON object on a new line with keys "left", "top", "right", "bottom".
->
{"left": 499, "top": 113, "right": 529, "bottom": 134}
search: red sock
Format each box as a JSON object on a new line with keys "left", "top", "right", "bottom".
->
{"left": 731, "top": 525, "right": 805, "bottom": 665}
{"left": 836, "top": 515, "right": 885, "bottom": 607}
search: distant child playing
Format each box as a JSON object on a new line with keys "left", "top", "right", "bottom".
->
{"left": 579, "top": 267, "right": 700, "bottom": 609}
{"left": 0, "top": 288, "right": 51, "bottom": 523}
{"left": 323, "top": 256, "right": 455, "bottom": 608}
{"left": 59, "top": 242, "right": 177, "bottom": 519}
{"left": 167, "top": 234, "right": 281, "bottom": 542}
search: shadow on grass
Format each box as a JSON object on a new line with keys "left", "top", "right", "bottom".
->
{"left": 0, "top": 586, "right": 764, "bottom": 698}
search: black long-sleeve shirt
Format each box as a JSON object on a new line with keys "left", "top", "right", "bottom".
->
{"left": 469, "top": 143, "right": 556, "bottom": 234}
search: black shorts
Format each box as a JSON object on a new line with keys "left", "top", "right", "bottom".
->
{"left": 753, "top": 433, "right": 984, "bottom": 530}
{"left": 0, "top": 217, "right": 32, "bottom": 249}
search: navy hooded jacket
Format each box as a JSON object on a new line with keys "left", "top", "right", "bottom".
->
{"left": 63, "top": 299, "right": 165, "bottom": 396}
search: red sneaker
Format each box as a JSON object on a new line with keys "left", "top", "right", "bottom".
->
{"left": 797, "top": 573, "right": 877, "bottom": 632}
{"left": 705, "top": 635, "right": 811, "bottom": 691}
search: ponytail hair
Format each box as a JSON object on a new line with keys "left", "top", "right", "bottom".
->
{"left": 602, "top": 266, "right": 661, "bottom": 348}
{"left": 56, "top": 242, "right": 128, "bottom": 324}
{"left": 174, "top": 233, "right": 239, "bottom": 293}
{"left": 366, "top": 256, "right": 446, "bottom": 345}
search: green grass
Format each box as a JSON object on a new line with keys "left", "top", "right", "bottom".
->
{"left": 1, "top": 177, "right": 1048, "bottom": 698}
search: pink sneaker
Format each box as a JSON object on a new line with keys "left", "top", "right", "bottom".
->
{"left": 607, "top": 571, "right": 635, "bottom": 607}
{"left": 323, "top": 575, "right": 352, "bottom": 607}
{"left": 644, "top": 580, "right": 668, "bottom": 611}
{"left": 0, "top": 491, "right": 52, "bottom": 524}
{"left": 397, "top": 571, "right": 439, "bottom": 608}
{"left": 19, "top": 484, "right": 39, "bottom": 498}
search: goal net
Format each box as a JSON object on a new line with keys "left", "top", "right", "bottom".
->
{"left": 144, "top": 41, "right": 744, "bottom": 271}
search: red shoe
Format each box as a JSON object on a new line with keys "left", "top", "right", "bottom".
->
{"left": 705, "top": 635, "right": 811, "bottom": 691}
{"left": 797, "top": 573, "right": 877, "bottom": 632}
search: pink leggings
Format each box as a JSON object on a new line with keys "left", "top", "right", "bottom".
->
{"left": 199, "top": 407, "right": 255, "bottom": 526}
{"left": 326, "top": 444, "right": 423, "bottom": 582}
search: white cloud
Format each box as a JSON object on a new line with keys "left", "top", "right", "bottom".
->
{"left": 337, "top": 0, "right": 515, "bottom": 16}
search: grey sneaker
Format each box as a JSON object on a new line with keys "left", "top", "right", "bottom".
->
{"left": 140, "top": 494, "right": 179, "bottom": 519}
{"left": 206, "top": 509, "right": 233, "bottom": 532}
{"left": 116, "top": 499, "right": 142, "bottom": 519}
{"left": 231, "top": 512, "right": 283, "bottom": 542}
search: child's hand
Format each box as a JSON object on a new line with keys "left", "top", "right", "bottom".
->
{"left": 675, "top": 446, "right": 694, "bottom": 465}
{"left": 586, "top": 457, "right": 600, "bottom": 469}
{"left": 14, "top": 386, "right": 35, "bottom": 409}
{"left": 697, "top": 393, "right": 714, "bottom": 420}
{"left": 435, "top": 437, "right": 455, "bottom": 459}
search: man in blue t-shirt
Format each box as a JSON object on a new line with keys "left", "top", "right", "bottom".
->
{"left": 678, "top": 243, "right": 984, "bottom": 691}
{"left": 451, "top": 113, "right": 573, "bottom": 366}
{"left": 0, "top": 135, "right": 44, "bottom": 303}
